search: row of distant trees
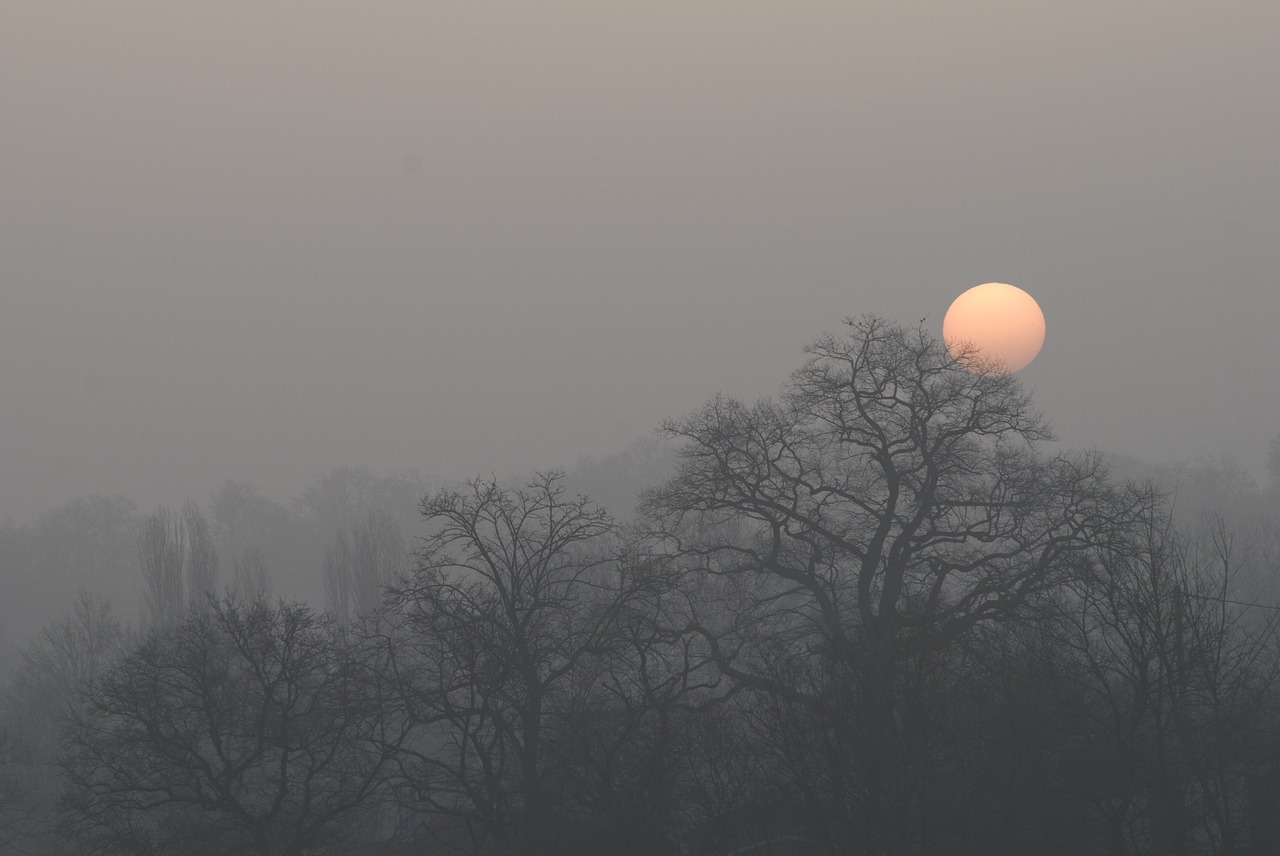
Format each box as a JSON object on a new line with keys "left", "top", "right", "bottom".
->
{"left": 3, "top": 317, "right": 1280, "bottom": 856}
{"left": 0, "top": 469, "right": 429, "bottom": 666}
{"left": 0, "top": 442, "right": 672, "bottom": 673}
{"left": 138, "top": 498, "right": 407, "bottom": 632}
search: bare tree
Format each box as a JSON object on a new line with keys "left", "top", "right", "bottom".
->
{"left": 2, "top": 496, "right": 139, "bottom": 655}
{"left": 59, "top": 599, "right": 410, "bottom": 856}
{"left": 323, "top": 530, "right": 353, "bottom": 629}
{"left": 230, "top": 546, "right": 271, "bottom": 603}
{"left": 386, "top": 472, "right": 668, "bottom": 856}
{"left": 554, "top": 596, "right": 715, "bottom": 856}
{"left": 139, "top": 508, "right": 184, "bottom": 630}
{"left": 0, "top": 725, "right": 26, "bottom": 852}
{"left": 1055, "top": 511, "right": 1280, "bottom": 855}
{"left": 295, "top": 468, "right": 430, "bottom": 546}
{"left": 351, "top": 511, "right": 406, "bottom": 617}
{"left": 140, "top": 503, "right": 223, "bottom": 625}
{"left": 182, "top": 500, "right": 219, "bottom": 608}
{"left": 1, "top": 590, "right": 123, "bottom": 854}
{"left": 640, "top": 317, "right": 1147, "bottom": 855}
{"left": 1267, "top": 431, "right": 1280, "bottom": 496}
{"left": 212, "top": 480, "right": 304, "bottom": 598}
{"left": 296, "top": 468, "right": 383, "bottom": 537}
{"left": 325, "top": 512, "right": 407, "bottom": 630}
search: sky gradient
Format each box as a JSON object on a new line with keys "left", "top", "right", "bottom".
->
{"left": 2, "top": 1, "right": 1278, "bottom": 521}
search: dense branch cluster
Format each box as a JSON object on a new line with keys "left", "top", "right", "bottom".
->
{"left": 59, "top": 601, "right": 409, "bottom": 856}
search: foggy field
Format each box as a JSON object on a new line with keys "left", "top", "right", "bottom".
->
{"left": 2, "top": 2, "right": 1278, "bottom": 854}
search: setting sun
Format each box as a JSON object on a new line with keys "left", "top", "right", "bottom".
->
{"left": 943, "top": 282, "right": 1046, "bottom": 374}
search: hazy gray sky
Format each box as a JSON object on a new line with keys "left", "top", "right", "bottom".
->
{"left": 3, "top": 1, "right": 1278, "bottom": 521}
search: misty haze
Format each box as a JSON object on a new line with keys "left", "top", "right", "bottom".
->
{"left": 3, "top": 3, "right": 1279, "bottom": 855}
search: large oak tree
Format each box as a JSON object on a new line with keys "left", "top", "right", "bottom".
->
{"left": 641, "top": 316, "right": 1148, "bottom": 855}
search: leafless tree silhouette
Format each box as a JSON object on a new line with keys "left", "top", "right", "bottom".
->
{"left": 386, "top": 472, "right": 680, "bottom": 856}
{"left": 182, "top": 500, "right": 219, "bottom": 608}
{"left": 642, "top": 316, "right": 1148, "bottom": 855}
{"left": 59, "top": 599, "right": 409, "bottom": 856}
{"left": 139, "top": 508, "right": 184, "bottom": 629}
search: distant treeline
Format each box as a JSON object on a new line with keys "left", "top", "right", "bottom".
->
{"left": 3, "top": 316, "right": 1280, "bottom": 856}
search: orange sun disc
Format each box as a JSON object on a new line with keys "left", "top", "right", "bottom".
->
{"left": 942, "top": 282, "right": 1045, "bottom": 374}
